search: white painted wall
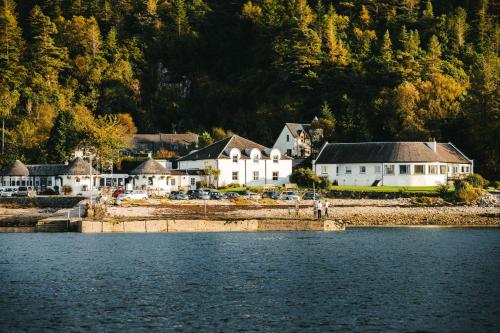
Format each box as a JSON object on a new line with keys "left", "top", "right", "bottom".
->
{"left": 314, "top": 162, "right": 473, "bottom": 187}
{"left": 273, "top": 126, "right": 296, "bottom": 156}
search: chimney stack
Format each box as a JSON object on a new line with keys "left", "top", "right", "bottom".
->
{"left": 426, "top": 139, "right": 437, "bottom": 152}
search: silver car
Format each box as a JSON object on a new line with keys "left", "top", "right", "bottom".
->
{"left": 280, "top": 191, "right": 300, "bottom": 200}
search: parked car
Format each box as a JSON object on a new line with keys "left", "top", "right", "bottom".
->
{"left": 0, "top": 187, "right": 17, "bottom": 197}
{"left": 280, "top": 191, "right": 300, "bottom": 200}
{"left": 169, "top": 191, "right": 188, "bottom": 200}
{"left": 14, "top": 186, "right": 36, "bottom": 197}
{"left": 244, "top": 192, "right": 261, "bottom": 200}
{"left": 113, "top": 189, "right": 125, "bottom": 198}
{"left": 116, "top": 190, "right": 149, "bottom": 204}
{"left": 303, "top": 192, "right": 321, "bottom": 200}
{"left": 210, "top": 191, "right": 224, "bottom": 200}
{"left": 262, "top": 190, "right": 279, "bottom": 200}
{"left": 224, "top": 192, "right": 240, "bottom": 199}
{"left": 189, "top": 189, "right": 211, "bottom": 200}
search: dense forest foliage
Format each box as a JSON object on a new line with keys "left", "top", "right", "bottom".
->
{"left": 0, "top": 0, "right": 498, "bottom": 178}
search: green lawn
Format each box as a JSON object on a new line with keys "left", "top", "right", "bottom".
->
{"left": 328, "top": 185, "right": 447, "bottom": 194}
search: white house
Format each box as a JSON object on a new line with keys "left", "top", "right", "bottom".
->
{"left": 128, "top": 158, "right": 204, "bottom": 194}
{"left": 313, "top": 141, "right": 473, "bottom": 187}
{"left": 178, "top": 135, "right": 293, "bottom": 187}
{"left": 273, "top": 123, "right": 313, "bottom": 158}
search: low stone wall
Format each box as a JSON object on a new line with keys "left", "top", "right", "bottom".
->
{"left": 78, "top": 218, "right": 345, "bottom": 233}
{"left": 0, "top": 196, "right": 84, "bottom": 208}
{"left": 327, "top": 190, "right": 437, "bottom": 199}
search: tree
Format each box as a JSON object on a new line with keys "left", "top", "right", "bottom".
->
{"left": 0, "top": 0, "right": 26, "bottom": 88}
{"left": 28, "top": 5, "right": 67, "bottom": 85}
{"left": 424, "top": 35, "right": 441, "bottom": 74}
{"left": 380, "top": 30, "right": 393, "bottom": 63}
{"left": 198, "top": 131, "right": 213, "bottom": 147}
{"left": 422, "top": 0, "right": 433, "bottom": 19}
{"left": 47, "top": 110, "right": 81, "bottom": 162}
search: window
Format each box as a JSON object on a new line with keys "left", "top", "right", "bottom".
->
{"left": 272, "top": 171, "right": 279, "bottom": 181}
{"left": 286, "top": 149, "right": 292, "bottom": 156}
{"left": 105, "top": 178, "right": 111, "bottom": 186}
{"left": 399, "top": 165, "right": 410, "bottom": 175}
{"left": 253, "top": 154, "right": 259, "bottom": 163}
{"left": 336, "top": 166, "right": 339, "bottom": 176}
{"left": 171, "top": 178, "right": 176, "bottom": 185}
{"left": 384, "top": 165, "right": 395, "bottom": 175}
{"left": 414, "top": 165, "right": 425, "bottom": 175}
{"left": 461, "top": 166, "right": 465, "bottom": 172}
{"left": 345, "top": 166, "right": 352, "bottom": 174}
{"left": 360, "top": 166, "right": 366, "bottom": 174}
{"left": 465, "top": 166, "right": 470, "bottom": 173}
{"left": 321, "top": 166, "right": 327, "bottom": 174}
{"left": 253, "top": 171, "right": 259, "bottom": 181}
{"left": 273, "top": 155, "right": 279, "bottom": 163}
{"left": 232, "top": 155, "right": 238, "bottom": 163}
{"left": 48, "top": 180, "right": 52, "bottom": 186}
{"left": 118, "top": 178, "right": 124, "bottom": 186}
{"left": 453, "top": 166, "right": 458, "bottom": 174}
{"left": 439, "top": 165, "right": 447, "bottom": 174}
{"left": 375, "top": 166, "right": 381, "bottom": 174}
{"left": 148, "top": 177, "right": 153, "bottom": 185}
{"left": 190, "top": 178, "right": 196, "bottom": 186}
{"left": 232, "top": 172, "right": 238, "bottom": 181}
{"left": 286, "top": 134, "right": 290, "bottom": 142}
{"left": 429, "top": 165, "right": 438, "bottom": 175}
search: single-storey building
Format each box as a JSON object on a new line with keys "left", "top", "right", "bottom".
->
{"left": 313, "top": 141, "right": 473, "bottom": 186}
{"left": 178, "top": 135, "right": 293, "bottom": 187}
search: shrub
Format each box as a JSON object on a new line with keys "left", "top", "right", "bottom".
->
{"left": 62, "top": 185, "right": 72, "bottom": 195}
{"left": 411, "top": 196, "right": 434, "bottom": 205}
{"left": 454, "top": 181, "right": 483, "bottom": 203}
{"left": 319, "top": 177, "right": 332, "bottom": 189}
{"left": 465, "top": 173, "right": 489, "bottom": 188}
{"left": 40, "top": 188, "right": 58, "bottom": 195}
{"left": 496, "top": 181, "right": 500, "bottom": 190}
{"left": 437, "top": 183, "right": 451, "bottom": 196}
{"left": 289, "top": 168, "right": 321, "bottom": 187}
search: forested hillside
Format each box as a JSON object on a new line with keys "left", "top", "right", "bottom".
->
{"left": 0, "top": 0, "right": 498, "bottom": 178}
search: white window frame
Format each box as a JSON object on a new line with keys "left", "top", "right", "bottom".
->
{"left": 253, "top": 171, "right": 259, "bottom": 181}
{"left": 384, "top": 165, "right": 395, "bottom": 175}
{"left": 232, "top": 172, "right": 238, "bottom": 181}
{"left": 360, "top": 166, "right": 366, "bottom": 174}
{"left": 170, "top": 178, "right": 176, "bottom": 185}
{"left": 272, "top": 171, "right": 279, "bottom": 181}
{"left": 321, "top": 166, "right": 327, "bottom": 175}
{"left": 429, "top": 165, "right": 438, "bottom": 175}
{"left": 253, "top": 154, "right": 259, "bottom": 163}
{"left": 345, "top": 166, "right": 352, "bottom": 174}
{"left": 232, "top": 155, "right": 238, "bottom": 163}
{"left": 273, "top": 155, "right": 279, "bottom": 163}
{"left": 399, "top": 164, "right": 410, "bottom": 175}
{"left": 414, "top": 165, "right": 425, "bottom": 175}
{"left": 190, "top": 178, "right": 196, "bottom": 186}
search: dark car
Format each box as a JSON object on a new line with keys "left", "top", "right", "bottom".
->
{"left": 224, "top": 192, "right": 240, "bottom": 199}
{"left": 303, "top": 192, "right": 321, "bottom": 200}
{"left": 170, "top": 192, "right": 188, "bottom": 200}
{"left": 189, "top": 189, "right": 211, "bottom": 200}
{"left": 262, "top": 190, "right": 279, "bottom": 200}
{"left": 210, "top": 191, "right": 224, "bottom": 200}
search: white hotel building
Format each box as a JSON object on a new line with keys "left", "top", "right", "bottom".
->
{"left": 313, "top": 141, "right": 473, "bottom": 187}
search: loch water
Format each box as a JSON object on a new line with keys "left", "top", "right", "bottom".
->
{"left": 1, "top": 228, "right": 499, "bottom": 332}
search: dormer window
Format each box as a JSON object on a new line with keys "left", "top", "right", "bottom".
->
{"left": 273, "top": 155, "right": 279, "bottom": 163}
{"left": 232, "top": 155, "right": 238, "bottom": 163}
{"left": 253, "top": 154, "right": 259, "bottom": 163}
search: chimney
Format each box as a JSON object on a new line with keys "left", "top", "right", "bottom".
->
{"left": 426, "top": 139, "right": 437, "bottom": 152}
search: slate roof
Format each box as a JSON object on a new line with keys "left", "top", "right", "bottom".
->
{"left": 315, "top": 142, "right": 472, "bottom": 164}
{"left": 64, "top": 157, "right": 99, "bottom": 175}
{"left": 1, "top": 160, "right": 29, "bottom": 176}
{"left": 132, "top": 133, "right": 198, "bottom": 146}
{"left": 285, "top": 123, "right": 311, "bottom": 138}
{"left": 130, "top": 159, "right": 171, "bottom": 175}
{"left": 178, "top": 135, "right": 291, "bottom": 161}
{"left": 27, "top": 164, "right": 67, "bottom": 176}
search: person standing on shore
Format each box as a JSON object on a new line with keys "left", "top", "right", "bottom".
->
{"left": 317, "top": 200, "right": 322, "bottom": 219}
{"left": 324, "top": 200, "right": 329, "bottom": 218}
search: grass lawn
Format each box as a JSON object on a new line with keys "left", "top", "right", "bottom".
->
{"left": 328, "top": 185, "right": 446, "bottom": 194}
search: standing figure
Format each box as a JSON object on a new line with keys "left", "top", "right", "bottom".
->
{"left": 324, "top": 200, "right": 329, "bottom": 218}
{"left": 317, "top": 200, "right": 322, "bottom": 219}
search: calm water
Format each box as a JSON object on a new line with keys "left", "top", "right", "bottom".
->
{"left": 1, "top": 229, "right": 499, "bottom": 332}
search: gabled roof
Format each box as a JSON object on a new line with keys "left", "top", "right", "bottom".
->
{"left": 132, "top": 133, "right": 198, "bottom": 146}
{"left": 63, "top": 157, "right": 99, "bottom": 175}
{"left": 1, "top": 160, "right": 29, "bottom": 176}
{"left": 315, "top": 142, "right": 472, "bottom": 164}
{"left": 285, "top": 123, "right": 311, "bottom": 139}
{"left": 178, "top": 135, "right": 291, "bottom": 161}
{"left": 130, "top": 159, "right": 170, "bottom": 175}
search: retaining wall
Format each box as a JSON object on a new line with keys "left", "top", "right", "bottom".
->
{"left": 79, "top": 219, "right": 344, "bottom": 233}
{"left": 0, "top": 196, "right": 84, "bottom": 208}
{"left": 327, "top": 190, "right": 438, "bottom": 199}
